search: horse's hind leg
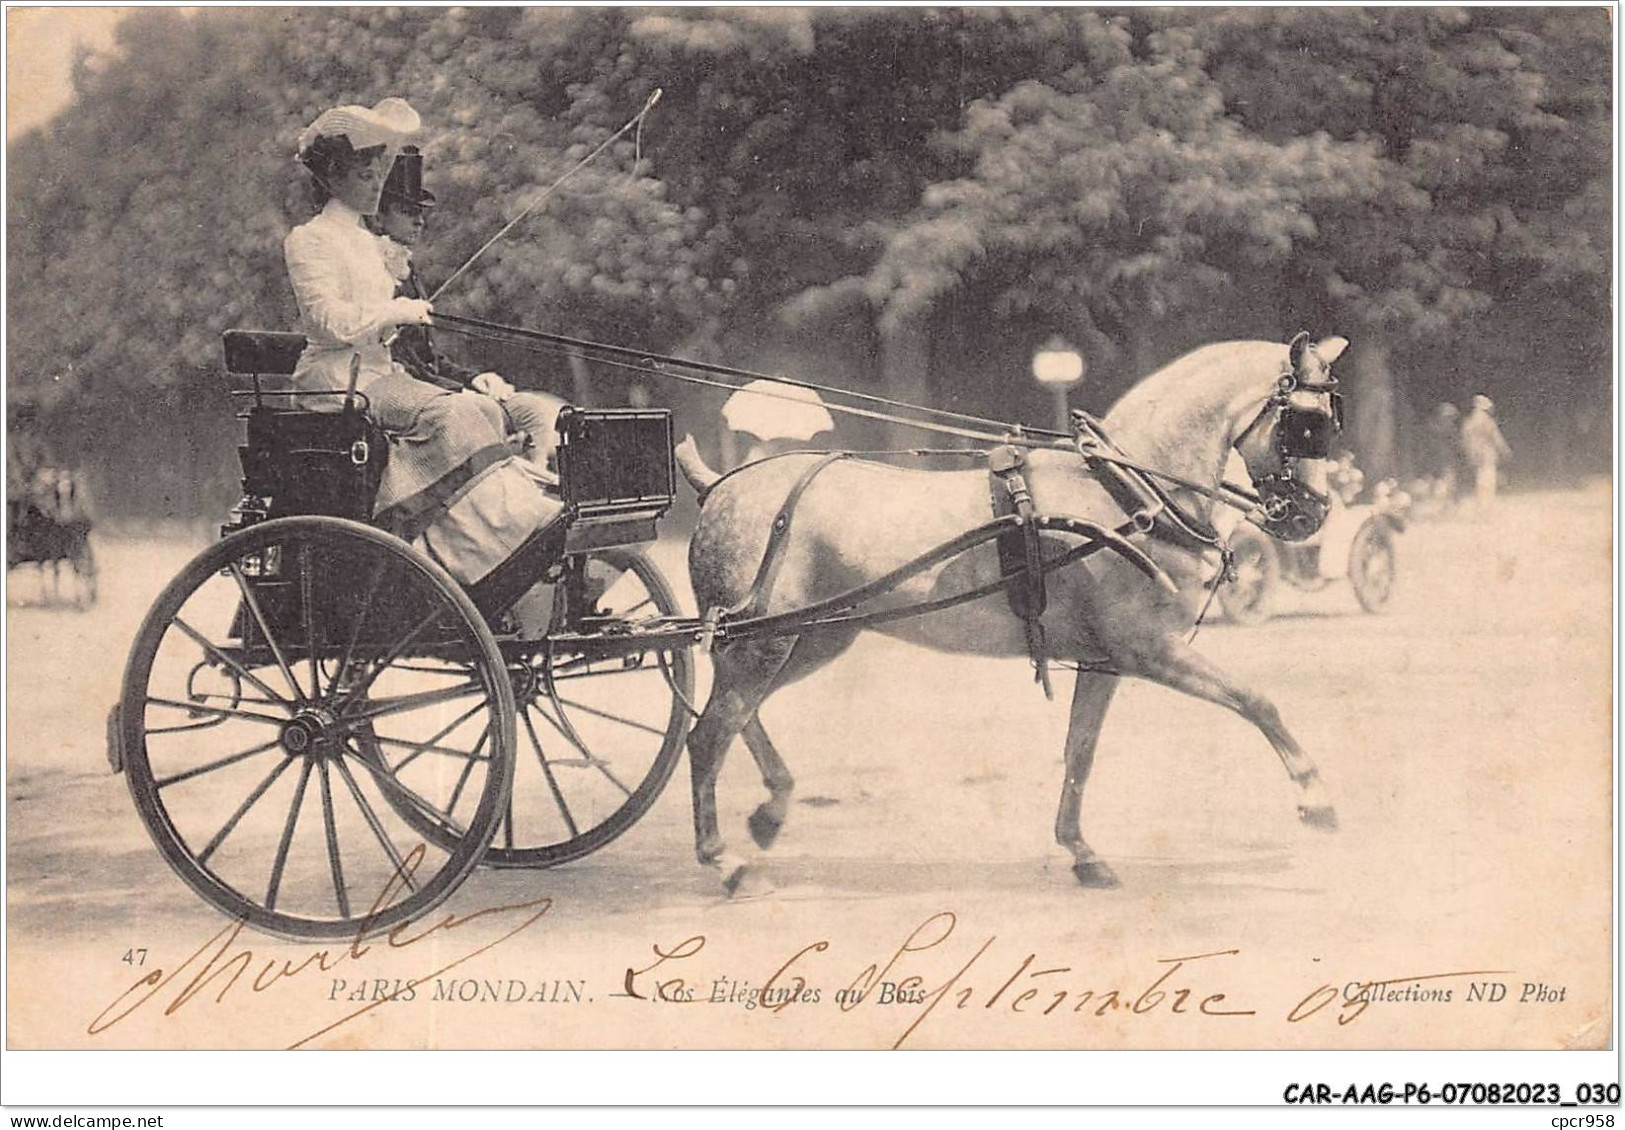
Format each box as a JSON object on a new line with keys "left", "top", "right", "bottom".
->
{"left": 1055, "top": 671, "right": 1122, "bottom": 888}
{"left": 743, "top": 719, "right": 793, "bottom": 849}
{"left": 1132, "top": 637, "right": 1337, "bottom": 828}
{"left": 742, "top": 630, "right": 858, "bottom": 849}
{"left": 687, "top": 637, "right": 797, "bottom": 895}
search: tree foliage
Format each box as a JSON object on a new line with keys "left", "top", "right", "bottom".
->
{"left": 6, "top": 8, "right": 1610, "bottom": 516}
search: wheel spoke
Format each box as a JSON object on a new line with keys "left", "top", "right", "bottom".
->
{"left": 550, "top": 693, "right": 668, "bottom": 738}
{"left": 196, "top": 753, "right": 297, "bottom": 866}
{"left": 446, "top": 729, "right": 489, "bottom": 816}
{"left": 229, "top": 562, "right": 307, "bottom": 703}
{"left": 373, "top": 702, "right": 487, "bottom": 774}
{"left": 521, "top": 706, "right": 578, "bottom": 837}
{"left": 335, "top": 559, "right": 387, "bottom": 690}
{"left": 170, "top": 618, "right": 292, "bottom": 709}
{"left": 300, "top": 544, "right": 322, "bottom": 701}
{"left": 332, "top": 603, "right": 449, "bottom": 715}
{"left": 346, "top": 749, "right": 469, "bottom": 838}
{"left": 343, "top": 680, "right": 488, "bottom": 723}
{"left": 266, "top": 757, "right": 314, "bottom": 910}
{"left": 331, "top": 757, "right": 417, "bottom": 895}
{"left": 146, "top": 695, "right": 288, "bottom": 728}
{"left": 318, "top": 760, "right": 350, "bottom": 919}
{"left": 615, "top": 594, "right": 656, "bottom": 618}
{"left": 530, "top": 700, "right": 633, "bottom": 798}
{"left": 154, "top": 737, "right": 282, "bottom": 789}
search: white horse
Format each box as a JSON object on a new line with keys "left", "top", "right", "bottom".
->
{"left": 675, "top": 334, "right": 1348, "bottom": 894}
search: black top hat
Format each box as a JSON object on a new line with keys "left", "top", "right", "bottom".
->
{"left": 381, "top": 147, "right": 436, "bottom": 209}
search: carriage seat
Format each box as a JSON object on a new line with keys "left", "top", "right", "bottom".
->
{"left": 223, "top": 329, "right": 306, "bottom": 376}
{"left": 223, "top": 329, "right": 387, "bottom": 522}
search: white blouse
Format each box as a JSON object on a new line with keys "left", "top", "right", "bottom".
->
{"left": 283, "top": 198, "right": 417, "bottom": 399}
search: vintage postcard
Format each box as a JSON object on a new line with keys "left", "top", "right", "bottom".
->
{"left": 4, "top": 3, "right": 1616, "bottom": 1109}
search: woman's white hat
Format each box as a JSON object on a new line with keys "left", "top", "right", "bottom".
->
{"left": 297, "top": 97, "right": 421, "bottom": 158}
{"left": 722, "top": 379, "right": 836, "bottom": 442}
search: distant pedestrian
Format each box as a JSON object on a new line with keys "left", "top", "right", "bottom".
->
{"left": 1459, "top": 394, "right": 1511, "bottom": 513}
{"left": 1425, "top": 402, "right": 1460, "bottom": 505}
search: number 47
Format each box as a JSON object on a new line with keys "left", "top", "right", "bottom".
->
{"left": 121, "top": 948, "right": 147, "bottom": 966}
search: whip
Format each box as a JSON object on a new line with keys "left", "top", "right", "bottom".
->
{"left": 429, "top": 88, "right": 663, "bottom": 303}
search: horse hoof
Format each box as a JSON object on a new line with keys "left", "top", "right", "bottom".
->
{"left": 722, "top": 862, "right": 774, "bottom": 900}
{"left": 1298, "top": 804, "right": 1339, "bottom": 832}
{"left": 747, "top": 807, "right": 783, "bottom": 849}
{"left": 1072, "top": 860, "right": 1121, "bottom": 889}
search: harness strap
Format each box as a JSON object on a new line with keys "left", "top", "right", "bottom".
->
{"left": 1071, "top": 409, "right": 1263, "bottom": 518}
{"left": 717, "top": 513, "right": 1168, "bottom": 641}
{"left": 1071, "top": 411, "right": 1241, "bottom": 553}
{"left": 727, "top": 451, "right": 852, "bottom": 619}
{"left": 988, "top": 445, "right": 1053, "bottom": 699}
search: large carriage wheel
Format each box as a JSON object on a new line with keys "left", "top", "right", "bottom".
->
{"left": 1218, "top": 527, "right": 1277, "bottom": 626}
{"left": 1348, "top": 519, "right": 1397, "bottom": 614}
{"left": 118, "top": 517, "right": 514, "bottom": 940}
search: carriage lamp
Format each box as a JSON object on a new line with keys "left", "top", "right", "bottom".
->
{"left": 1032, "top": 338, "right": 1085, "bottom": 432}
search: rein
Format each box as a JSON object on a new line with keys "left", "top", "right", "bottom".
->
{"left": 434, "top": 310, "right": 1278, "bottom": 529}
{"left": 433, "top": 312, "right": 1072, "bottom": 447}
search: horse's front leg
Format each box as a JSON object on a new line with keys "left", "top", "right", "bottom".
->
{"left": 1056, "top": 671, "right": 1122, "bottom": 888}
{"left": 1131, "top": 636, "right": 1337, "bottom": 828}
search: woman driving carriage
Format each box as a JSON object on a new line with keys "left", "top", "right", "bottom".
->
{"left": 284, "top": 98, "right": 564, "bottom": 622}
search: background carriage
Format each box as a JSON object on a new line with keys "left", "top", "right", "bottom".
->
{"left": 7, "top": 465, "right": 98, "bottom": 609}
{"left": 1219, "top": 485, "right": 1407, "bottom": 625}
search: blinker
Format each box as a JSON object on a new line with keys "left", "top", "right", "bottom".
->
{"left": 1276, "top": 390, "right": 1342, "bottom": 462}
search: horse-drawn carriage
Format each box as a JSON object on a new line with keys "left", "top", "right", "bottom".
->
{"left": 1219, "top": 483, "right": 1407, "bottom": 625}
{"left": 8, "top": 465, "right": 97, "bottom": 608}
{"left": 108, "top": 329, "right": 699, "bottom": 938}
{"left": 111, "top": 325, "right": 1353, "bottom": 939}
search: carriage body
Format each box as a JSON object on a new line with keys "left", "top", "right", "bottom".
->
{"left": 110, "top": 330, "right": 694, "bottom": 940}
{"left": 218, "top": 330, "right": 677, "bottom": 661}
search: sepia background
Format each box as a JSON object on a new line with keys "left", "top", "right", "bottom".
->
{"left": 5, "top": 6, "right": 1615, "bottom": 1061}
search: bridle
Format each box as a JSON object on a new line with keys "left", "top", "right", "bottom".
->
{"left": 1229, "top": 351, "right": 1345, "bottom": 543}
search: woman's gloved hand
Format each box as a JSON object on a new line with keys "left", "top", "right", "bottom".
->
{"left": 471, "top": 371, "right": 516, "bottom": 402}
{"left": 390, "top": 297, "right": 434, "bottom": 326}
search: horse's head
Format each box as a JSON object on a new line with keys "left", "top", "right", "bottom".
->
{"left": 1232, "top": 332, "right": 1349, "bottom": 542}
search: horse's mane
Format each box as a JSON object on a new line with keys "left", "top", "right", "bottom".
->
{"left": 1102, "top": 340, "right": 1286, "bottom": 447}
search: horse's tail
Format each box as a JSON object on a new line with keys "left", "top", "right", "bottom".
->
{"left": 674, "top": 435, "right": 722, "bottom": 496}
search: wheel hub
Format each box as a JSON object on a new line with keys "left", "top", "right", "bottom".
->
{"left": 282, "top": 707, "right": 343, "bottom": 757}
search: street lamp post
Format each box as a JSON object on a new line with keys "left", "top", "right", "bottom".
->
{"left": 1032, "top": 337, "right": 1086, "bottom": 433}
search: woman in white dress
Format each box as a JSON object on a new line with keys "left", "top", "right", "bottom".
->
{"left": 283, "top": 98, "right": 563, "bottom": 615}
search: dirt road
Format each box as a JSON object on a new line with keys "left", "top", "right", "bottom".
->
{"left": 6, "top": 484, "right": 1612, "bottom": 1051}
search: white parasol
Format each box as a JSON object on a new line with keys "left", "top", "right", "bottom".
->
{"left": 721, "top": 379, "right": 836, "bottom": 442}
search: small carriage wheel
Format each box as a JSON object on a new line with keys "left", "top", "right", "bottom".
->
{"left": 1218, "top": 528, "right": 1277, "bottom": 626}
{"left": 119, "top": 517, "right": 514, "bottom": 941}
{"left": 1348, "top": 519, "right": 1397, "bottom": 614}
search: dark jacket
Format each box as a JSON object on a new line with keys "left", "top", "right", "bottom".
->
{"left": 391, "top": 263, "right": 479, "bottom": 391}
